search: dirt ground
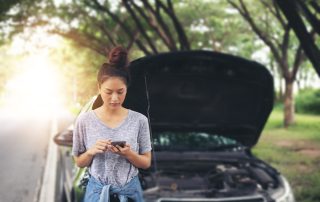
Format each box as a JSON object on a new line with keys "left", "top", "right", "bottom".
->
{"left": 276, "top": 140, "right": 320, "bottom": 158}
{"left": 275, "top": 139, "right": 320, "bottom": 173}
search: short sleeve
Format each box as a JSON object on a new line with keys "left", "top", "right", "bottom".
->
{"left": 138, "top": 116, "right": 152, "bottom": 154}
{"left": 72, "top": 114, "right": 87, "bottom": 156}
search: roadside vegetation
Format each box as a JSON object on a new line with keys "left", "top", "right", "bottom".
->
{"left": 253, "top": 106, "right": 320, "bottom": 202}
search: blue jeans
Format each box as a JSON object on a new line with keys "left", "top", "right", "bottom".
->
{"left": 83, "top": 175, "right": 144, "bottom": 202}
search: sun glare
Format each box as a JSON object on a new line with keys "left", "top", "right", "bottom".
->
{"left": 3, "top": 54, "right": 63, "bottom": 119}
{"left": 0, "top": 27, "right": 68, "bottom": 120}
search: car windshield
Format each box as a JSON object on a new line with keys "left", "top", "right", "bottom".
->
{"left": 152, "top": 131, "right": 242, "bottom": 151}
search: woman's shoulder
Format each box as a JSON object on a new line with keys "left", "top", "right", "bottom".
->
{"left": 75, "top": 110, "right": 94, "bottom": 123}
{"left": 128, "top": 109, "right": 148, "bottom": 121}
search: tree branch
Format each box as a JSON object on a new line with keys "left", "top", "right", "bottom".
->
{"left": 122, "top": 0, "right": 158, "bottom": 54}
{"left": 96, "top": 22, "right": 117, "bottom": 47}
{"left": 228, "top": 0, "right": 282, "bottom": 65}
{"left": 126, "top": 30, "right": 140, "bottom": 51}
{"left": 272, "top": 0, "right": 288, "bottom": 28}
{"left": 310, "top": 1, "right": 320, "bottom": 13}
{"left": 89, "top": 0, "right": 152, "bottom": 55}
{"left": 297, "top": 0, "right": 320, "bottom": 35}
{"left": 281, "top": 26, "right": 290, "bottom": 63}
{"left": 129, "top": 0, "right": 177, "bottom": 51}
{"left": 156, "top": 0, "right": 190, "bottom": 50}
{"left": 140, "top": 0, "right": 177, "bottom": 51}
{"left": 292, "top": 45, "right": 306, "bottom": 81}
{"left": 167, "top": 0, "right": 174, "bottom": 12}
{"left": 261, "top": 0, "right": 286, "bottom": 29}
{"left": 275, "top": 0, "right": 320, "bottom": 77}
{"left": 52, "top": 29, "right": 106, "bottom": 56}
{"left": 73, "top": 7, "right": 118, "bottom": 47}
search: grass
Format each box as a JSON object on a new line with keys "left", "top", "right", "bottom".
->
{"left": 252, "top": 108, "right": 320, "bottom": 202}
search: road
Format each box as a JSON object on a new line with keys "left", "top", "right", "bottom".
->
{"left": 0, "top": 110, "right": 73, "bottom": 202}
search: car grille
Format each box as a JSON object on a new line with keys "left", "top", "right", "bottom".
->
{"left": 158, "top": 197, "right": 265, "bottom": 202}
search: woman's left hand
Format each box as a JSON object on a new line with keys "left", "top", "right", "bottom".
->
{"left": 110, "top": 144, "right": 151, "bottom": 169}
{"left": 110, "top": 143, "right": 131, "bottom": 157}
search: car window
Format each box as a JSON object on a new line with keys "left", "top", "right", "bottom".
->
{"left": 152, "top": 131, "right": 241, "bottom": 151}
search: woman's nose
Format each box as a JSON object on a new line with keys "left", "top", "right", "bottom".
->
{"left": 111, "top": 93, "right": 119, "bottom": 101}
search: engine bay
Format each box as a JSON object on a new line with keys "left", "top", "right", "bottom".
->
{"left": 140, "top": 158, "right": 280, "bottom": 199}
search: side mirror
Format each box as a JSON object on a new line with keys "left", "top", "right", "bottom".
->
{"left": 53, "top": 130, "right": 73, "bottom": 147}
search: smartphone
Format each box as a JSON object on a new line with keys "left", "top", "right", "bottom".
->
{"left": 111, "top": 141, "right": 126, "bottom": 148}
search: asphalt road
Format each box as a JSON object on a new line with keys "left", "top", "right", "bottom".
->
{"left": 0, "top": 110, "right": 73, "bottom": 202}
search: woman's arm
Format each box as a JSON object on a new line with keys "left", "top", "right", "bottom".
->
{"left": 111, "top": 145, "right": 152, "bottom": 169}
{"left": 73, "top": 139, "right": 111, "bottom": 168}
{"left": 109, "top": 115, "right": 152, "bottom": 169}
{"left": 125, "top": 150, "right": 151, "bottom": 169}
{"left": 73, "top": 151, "right": 95, "bottom": 168}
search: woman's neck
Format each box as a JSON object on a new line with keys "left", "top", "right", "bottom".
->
{"left": 100, "top": 105, "right": 126, "bottom": 116}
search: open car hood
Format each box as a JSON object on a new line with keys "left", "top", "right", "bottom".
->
{"left": 122, "top": 51, "right": 274, "bottom": 147}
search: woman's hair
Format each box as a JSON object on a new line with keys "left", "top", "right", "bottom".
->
{"left": 97, "top": 46, "right": 130, "bottom": 86}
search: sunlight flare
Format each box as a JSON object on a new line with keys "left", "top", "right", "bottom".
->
{"left": 3, "top": 54, "right": 63, "bottom": 118}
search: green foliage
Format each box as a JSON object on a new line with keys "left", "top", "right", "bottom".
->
{"left": 294, "top": 172, "right": 320, "bottom": 202}
{"left": 1, "top": 0, "right": 319, "bottom": 119}
{"left": 0, "top": 0, "right": 19, "bottom": 22}
{"left": 253, "top": 108, "right": 320, "bottom": 201}
{"left": 263, "top": 107, "right": 284, "bottom": 129}
{"left": 175, "top": 0, "right": 258, "bottom": 56}
{"left": 296, "top": 88, "right": 320, "bottom": 115}
{"left": 49, "top": 38, "right": 105, "bottom": 107}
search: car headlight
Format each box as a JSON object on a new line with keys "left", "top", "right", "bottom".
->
{"left": 272, "top": 176, "right": 295, "bottom": 202}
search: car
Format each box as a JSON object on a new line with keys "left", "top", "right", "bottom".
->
{"left": 54, "top": 50, "right": 295, "bottom": 202}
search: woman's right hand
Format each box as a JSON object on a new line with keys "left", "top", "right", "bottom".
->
{"left": 87, "top": 139, "right": 111, "bottom": 156}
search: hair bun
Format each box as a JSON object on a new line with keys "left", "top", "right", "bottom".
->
{"left": 108, "top": 46, "right": 128, "bottom": 69}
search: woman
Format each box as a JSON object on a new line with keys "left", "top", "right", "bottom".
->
{"left": 72, "top": 46, "right": 152, "bottom": 202}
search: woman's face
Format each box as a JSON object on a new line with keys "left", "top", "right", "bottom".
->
{"left": 99, "top": 77, "right": 127, "bottom": 110}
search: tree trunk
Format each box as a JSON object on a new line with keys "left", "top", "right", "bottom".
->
{"left": 279, "top": 78, "right": 284, "bottom": 101}
{"left": 284, "top": 79, "right": 295, "bottom": 127}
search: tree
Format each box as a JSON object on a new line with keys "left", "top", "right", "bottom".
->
{"left": 275, "top": 0, "right": 320, "bottom": 78}
{"left": 296, "top": 62, "right": 318, "bottom": 90}
{"left": 0, "top": 0, "right": 20, "bottom": 19}
{"left": 0, "top": 0, "right": 47, "bottom": 44}
{"left": 26, "top": 0, "right": 192, "bottom": 56}
{"left": 175, "top": 0, "right": 258, "bottom": 55}
{"left": 0, "top": 0, "right": 20, "bottom": 44}
{"left": 3, "top": 0, "right": 318, "bottom": 126}
{"left": 228, "top": 0, "right": 307, "bottom": 127}
{"left": 0, "top": 1, "right": 224, "bottom": 104}
{"left": 48, "top": 40, "right": 105, "bottom": 106}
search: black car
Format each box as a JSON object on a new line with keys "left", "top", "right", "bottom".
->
{"left": 54, "top": 51, "right": 295, "bottom": 202}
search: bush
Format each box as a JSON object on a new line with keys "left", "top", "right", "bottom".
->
{"left": 295, "top": 89, "right": 320, "bottom": 115}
